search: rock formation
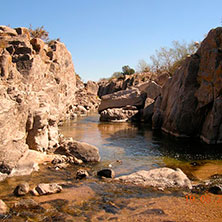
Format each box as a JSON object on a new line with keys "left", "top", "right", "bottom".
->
{"left": 98, "top": 72, "right": 159, "bottom": 98}
{"left": 73, "top": 78, "right": 100, "bottom": 116}
{"left": 0, "top": 25, "right": 77, "bottom": 179}
{"left": 152, "top": 27, "right": 222, "bottom": 144}
{"left": 116, "top": 167, "right": 192, "bottom": 190}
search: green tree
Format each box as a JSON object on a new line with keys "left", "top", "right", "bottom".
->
{"left": 122, "top": 65, "right": 135, "bottom": 75}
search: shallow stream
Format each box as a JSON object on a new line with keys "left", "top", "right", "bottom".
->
{"left": 1, "top": 114, "right": 222, "bottom": 221}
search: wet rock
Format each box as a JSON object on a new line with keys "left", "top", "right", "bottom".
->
{"left": 14, "top": 199, "right": 41, "bottom": 210}
{"left": 97, "top": 169, "right": 115, "bottom": 178}
{"left": 56, "top": 138, "right": 100, "bottom": 162}
{"left": 0, "top": 200, "right": 8, "bottom": 215}
{"left": 116, "top": 167, "right": 192, "bottom": 190}
{"left": 76, "top": 169, "right": 89, "bottom": 179}
{"left": 14, "top": 182, "right": 30, "bottom": 196}
{"left": 208, "top": 185, "right": 222, "bottom": 194}
{"left": 32, "top": 183, "right": 62, "bottom": 196}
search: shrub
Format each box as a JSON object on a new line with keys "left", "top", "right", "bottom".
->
{"left": 28, "top": 25, "right": 49, "bottom": 41}
{"left": 150, "top": 40, "right": 200, "bottom": 76}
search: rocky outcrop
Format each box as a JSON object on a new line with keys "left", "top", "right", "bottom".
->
{"left": 98, "top": 79, "right": 164, "bottom": 122}
{"left": 99, "top": 88, "right": 146, "bottom": 113}
{"left": 72, "top": 78, "right": 100, "bottom": 117}
{"left": 100, "top": 107, "right": 139, "bottom": 122}
{"left": 0, "top": 26, "right": 76, "bottom": 177}
{"left": 152, "top": 27, "right": 222, "bottom": 144}
{"left": 116, "top": 167, "right": 192, "bottom": 190}
{"left": 98, "top": 72, "right": 158, "bottom": 98}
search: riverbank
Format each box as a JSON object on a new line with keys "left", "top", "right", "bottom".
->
{"left": 1, "top": 114, "right": 222, "bottom": 221}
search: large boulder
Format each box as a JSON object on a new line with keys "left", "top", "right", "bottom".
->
{"left": 152, "top": 27, "right": 222, "bottom": 144}
{"left": 137, "top": 81, "right": 161, "bottom": 99}
{"left": 85, "top": 80, "right": 99, "bottom": 95}
{"left": 116, "top": 167, "right": 192, "bottom": 190}
{"left": 98, "top": 88, "right": 146, "bottom": 112}
{"left": 0, "top": 26, "right": 76, "bottom": 178}
{"left": 100, "top": 107, "right": 139, "bottom": 122}
{"left": 56, "top": 138, "right": 100, "bottom": 162}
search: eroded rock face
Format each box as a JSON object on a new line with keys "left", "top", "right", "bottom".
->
{"left": 116, "top": 167, "right": 192, "bottom": 190}
{"left": 152, "top": 27, "right": 222, "bottom": 144}
{"left": 0, "top": 26, "right": 76, "bottom": 176}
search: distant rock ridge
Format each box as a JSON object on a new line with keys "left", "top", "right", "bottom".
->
{"left": 152, "top": 27, "right": 222, "bottom": 144}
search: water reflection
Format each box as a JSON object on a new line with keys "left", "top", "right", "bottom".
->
{"left": 59, "top": 114, "right": 222, "bottom": 176}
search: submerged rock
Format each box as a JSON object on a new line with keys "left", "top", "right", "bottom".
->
{"left": 97, "top": 169, "right": 115, "bottom": 178}
{"left": 116, "top": 167, "right": 192, "bottom": 190}
{"left": 14, "top": 182, "right": 30, "bottom": 196}
{"left": 32, "top": 183, "right": 62, "bottom": 196}
{"left": 76, "top": 169, "right": 89, "bottom": 179}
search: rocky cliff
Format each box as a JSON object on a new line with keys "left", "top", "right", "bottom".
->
{"left": 152, "top": 27, "right": 222, "bottom": 144}
{"left": 0, "top": 26, "right": 76, "bottom": 176}
{"left": 98, "top": 72, "right": 169, "bottom": 98}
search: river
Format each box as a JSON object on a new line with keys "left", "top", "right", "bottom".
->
{"left": 1, "top": 114, "right": 222, "bottom": 221}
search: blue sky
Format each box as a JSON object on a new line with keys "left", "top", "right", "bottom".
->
{"left": 1, "top": 0, "right": 222, "bottom": 81}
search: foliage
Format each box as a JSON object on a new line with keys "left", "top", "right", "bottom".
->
{"left": 122, "top": 65, "right": 135, "bottom": 75}
{"left": 137, "top": 59, "right": 150, "bottom": 72}
{"left": 111, "top": 72, "right": 123, "bottom": 78}
{"left": 150, "top": 40, "right": 200, "bottom": 75}
{"left": 28, "top": 25, "right": 49, "bottom": 41}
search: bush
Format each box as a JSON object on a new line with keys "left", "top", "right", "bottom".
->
{"left": 122, "top": 65, "right": 135, "bottom": 75}
{"left": 28, "top": 25, "right": 49, "bottom": 41}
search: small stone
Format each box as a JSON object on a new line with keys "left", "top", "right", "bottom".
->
{"left": 208, "top": 185, "right": 222, "bottom": 194}
{"left": 76, "top": 169, "right": 89, "bottom": 179}
{"left": 14, "top": 182, "right": 30, "bottom": 196}
{"left": 0, "top": 200, "right": 8, "bottom": 215}
{"left": 97, "top": 169, "right": 115, "bottom": 178}
{"left": 30, "top": 188, "right": 39, "bottom": 196}
{"left": 34, "top": 183, "right": 62, "bottom": 195}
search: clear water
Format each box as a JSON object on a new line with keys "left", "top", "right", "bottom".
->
{"left": 59, "top": 113, "right": 222, "bottom": 177}
{"left": 1, "top": 113, "right": 222, "bottom": 221}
